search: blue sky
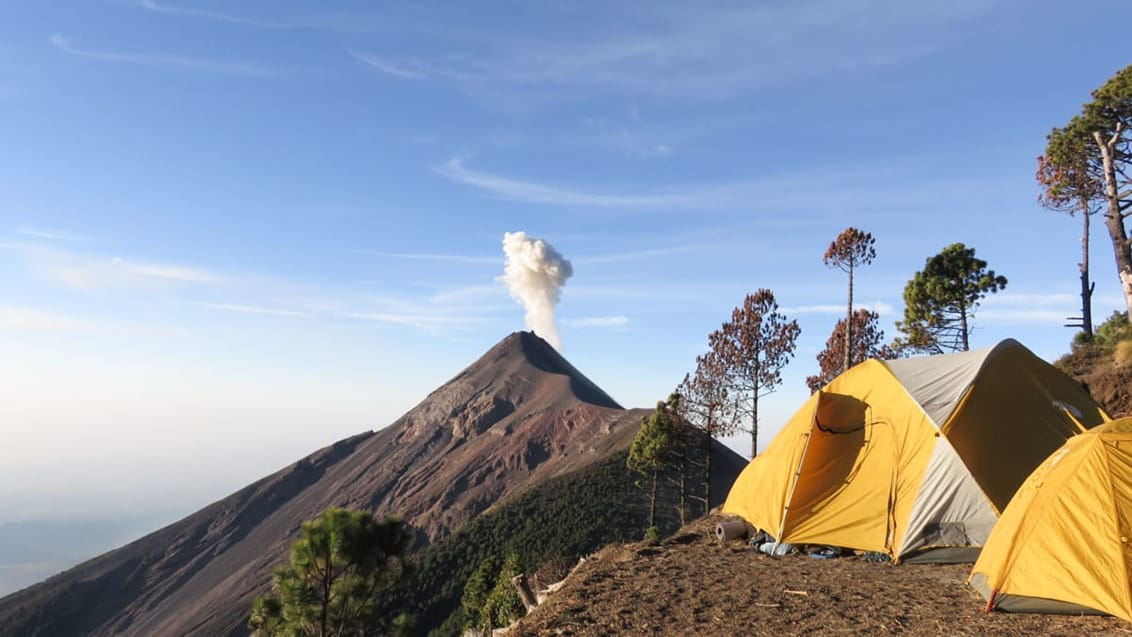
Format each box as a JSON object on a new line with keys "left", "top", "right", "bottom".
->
{"left": 1, "top": 0, "right": 1129, "bottom": 525}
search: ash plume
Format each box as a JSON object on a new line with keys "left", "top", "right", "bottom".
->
{"left": 501, "top": 231, "right": 573, "bottom": 350}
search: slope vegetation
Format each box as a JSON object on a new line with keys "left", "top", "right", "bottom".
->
{"left": 383, "top": 441, "right": 744, "bottom": 636}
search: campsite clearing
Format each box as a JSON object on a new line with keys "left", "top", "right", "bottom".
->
{"left": 512, "top": 515, "right": 1128, "bottom": 636}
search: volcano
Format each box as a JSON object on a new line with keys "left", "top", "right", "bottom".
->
{"left": 0, "top": 332, "right": 745, "bottom": 636}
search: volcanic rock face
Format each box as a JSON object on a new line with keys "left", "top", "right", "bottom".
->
{"left": 0, "top": 332, "right": 662, "bottom": 637}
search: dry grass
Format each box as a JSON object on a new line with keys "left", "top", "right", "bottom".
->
{"left": 512, "top": 516, "right": 1130, "bottom": 637}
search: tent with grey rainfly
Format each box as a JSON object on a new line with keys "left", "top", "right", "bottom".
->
{"left": 723, "top": 339, "right": 1109, "bottom": 563}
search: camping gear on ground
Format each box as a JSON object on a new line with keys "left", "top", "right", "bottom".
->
{"left": 722, "top": 339, "right": 1108, "bottom": 564}
{"left": 807, "top": 546, "right": 841, "bottom": 559}
{"left": 970, "top": 418, "right": 1132, "bottom": 620}
{"left": 716, "top": 518, "right": 748, "bottom": 541}
{"left": 757, "top": 542, "right": 793, "bottom": 556}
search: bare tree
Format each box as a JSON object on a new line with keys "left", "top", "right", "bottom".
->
{"left": 710, "top": 290, "right": 800, "bottom": 458}
{"left": 823, "top": 228, "right": 877, "bottom": 373}
{"left": 806, "top": 309, "right": 897, "bottom": 392}
{"left": 676, "top": 350, "right": 735, "bottom": 512}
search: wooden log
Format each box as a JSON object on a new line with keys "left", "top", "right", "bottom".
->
{"left": 715, "top": 518, "right": 748, "bottom": 542}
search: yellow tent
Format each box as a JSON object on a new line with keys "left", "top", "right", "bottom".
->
{"left": 970, "top": 418, "right": 1132, "bottom": 620}
{"left": 722, "top": 339, "right": 1108, "bottom": 563}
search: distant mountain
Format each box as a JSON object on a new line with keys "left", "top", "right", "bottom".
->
{"left": 0, "top": 332, "right": 746, "bottom": 637}
{"left": 0, "top": 517, "right": 166, "bottom": 597}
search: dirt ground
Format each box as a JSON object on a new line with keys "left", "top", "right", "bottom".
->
{"left": 512, "top": 516, "right": 1130, "bottom": 637}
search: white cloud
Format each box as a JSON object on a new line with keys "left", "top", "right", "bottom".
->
{"left": 344, "top": 311, "right": 483, "bottom": 331}
{"left": 563, "top": 315, "right": 630, "bottom": 328}
{"left": 435, "top": 156, "right": 691, "bottom": 208}
{"left": 351, "top": 248, "right": 496, "bottom": 265}
{"left": 138, "top": 0, "right": 285, "bottom": 28}
{"left": 349, "top": 51, "right": 428, "bottom": 80}
{"left": 337, "top": 286, "right": 506, "bottom": 335}
{"left": 114, "top": 258, "right": 220, "bottom": 284}
{"left": 137, "top": 0, "right": 373, "bottom": 32}
{"left": 974, "top": 292, "right": 1088, "bottom": 325}
{"left": 574, "top": 243, "right": 700, "bottom": 265}
{"left": 0, "top": 307, "right": 90, "bottom": 331}
{"left": 16, "top": 227, "right": 88, "bottom": 242}
{"left": 433, "top": 153, "right": 1001, "bottom": 216}
{"left": 980, "top": 292, "right": 1078, "bottom": 307}
{"left": 49, "top": 34, "right": 275, "bottom": 76}
{"left": 202, "top": 303, "right": 309, "bottom": 318}
{"left": 427, "top": 284, "right": 506, "bottom": 306}
{"left": 977, "top": 309, "right": 1072, "bottom": 325}
{"left": 351, "top": 1, "right": 987, "bottom": 103}
{"left": 783, "top": 301, "right": 895, "bottom": 316}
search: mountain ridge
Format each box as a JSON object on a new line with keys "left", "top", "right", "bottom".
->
{"left": 0, "top": 331, "right": 722, "bottom": 637}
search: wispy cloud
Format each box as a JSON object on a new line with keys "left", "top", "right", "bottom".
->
{"left": 427, "top": 284, "right": 506, "bottom": 306}
{"left": 575, "top": 243, "right": 700, "bottom": 265}
{"left": 202, "top": 303, "right": 309, "bottom": 318}
{"left": 16, "top": 227, "right": 89, "bottom": 242}
{"left": 336, "top": 285, "right": 507, "bottom": 335}
{"left": 0, "top": 307, "right": 91, "bottom": 331}
{"left": 49, "top": 34, "right": 275, "bottom": 76}
{"left": 352, "top": 1, "right": 984, "bottom": 103}
{"left": 435, "top": 156, "right": 690, "bottom": 208}
{"left": 783, "top": 302, "right": 896, "bottom": 316}
{"left": 136, "top": 0, "right": 375, "bottom": 32}
{"left": 351, "top": 248, "right": 496, "bottom": 265}
{"left": 975, "top": 292, "right": 1096, "bottom": 325}
{"left": 137, "top": 0, "right": 290, "bottom": 28}
{"left": 116, "top": 258, "right": 220, "bottom": 283}
{"left": 563, "top": 315, "right": 630, "bottom": 328}
{"left": 977, "top": 309, "right": 1073, "bottom": 325}
{"left": 435, "top": 153, "right": 1011, "bottom": 217}
{"left": 344, "top": 311, "right": 484, "bottom": 331}
{"left": 348, "top": 51, "right": 428, "bottom": 80}
{"left": 979, "top": 292, "right": 1078, "bottom": 307}
{"left": 3, "top": 243, "right": 224, "bottom": 292}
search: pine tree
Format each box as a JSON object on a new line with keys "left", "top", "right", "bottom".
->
{"left": 248, "top": 508, "right": 411, "bottom": 637}
{"left": 895, "top": 243, "right": 1006, "bottom": 354}
{"left": 823, "top": 228, "right": 877, "bottom": 372}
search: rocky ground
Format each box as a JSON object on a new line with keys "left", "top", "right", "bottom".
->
{"left": 512, "top": 516, "right": 1130, "bottom": 637}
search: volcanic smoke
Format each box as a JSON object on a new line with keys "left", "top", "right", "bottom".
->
{"left": 501, "top": 231, "right": 573, "bottom": 350}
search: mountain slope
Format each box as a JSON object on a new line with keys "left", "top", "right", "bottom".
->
{"left": 0, "top": 332, "right": 699, "bottom": 637}
{"left": 387, "top": 438, "right": 746, "bottom": 636}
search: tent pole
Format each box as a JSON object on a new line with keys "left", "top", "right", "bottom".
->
{"left": 774, "top": 392, "right": 820, "bottom": 555}
{"left": 983, "top": 589, "right": 998, "bottom": 613}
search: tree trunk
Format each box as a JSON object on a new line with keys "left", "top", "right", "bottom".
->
{"left": 320, "top": 559, "right": 332, "bottom": 637}
{"left": 750, "top": 390, "right": 759, "bottom": 459}
{"left": 1094, "top": 129, "right": 1132, "bottom": 320}
{"left": 1081, "top": 200, "right": 1094, "bottom": 339}
{"left": 703, "top": 433, "right": 712, "bottom": 515}
{"left": 649, "top": 470, "right": 658, "bottom": 529}
{"left": 678, "top": 449, "right": 687, "bottom": 526}
{"left": 844, "top": 262, "right": 854, "bottom": 373}
{"left": 959, "top": 300, "right": 969, "bottom": 351}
